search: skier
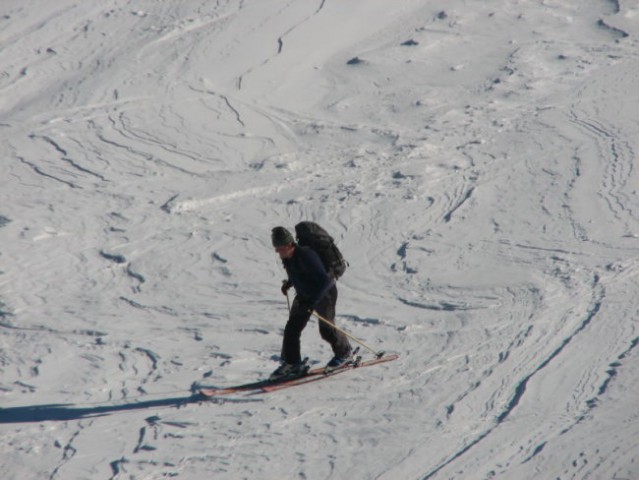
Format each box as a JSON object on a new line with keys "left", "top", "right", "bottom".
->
{"left": 270, "top": 226, "right": 352, "bottom": 380}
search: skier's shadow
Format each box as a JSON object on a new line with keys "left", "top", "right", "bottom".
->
{"left": 0, "top": 395, "right": 199, "bottom": 424}
{"left": 0, "top": 393, "right": 257, "bottom": 424}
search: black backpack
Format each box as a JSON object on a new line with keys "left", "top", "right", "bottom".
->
{"left": 294, "top": 221, "right": 348, "bottom": 279}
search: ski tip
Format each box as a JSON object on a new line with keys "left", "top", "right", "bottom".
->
{"left": 375, "top": 352, "right": 400, "bottom": 362}
{"left": 199, "top": 388, "right": 219, "bottom": 397}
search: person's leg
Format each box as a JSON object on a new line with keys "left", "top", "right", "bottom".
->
{"left": 316, "top": 286, "right": 351, "bottom": 358}
{"left": 281, "top": 295, "right": 311, "bottom": 364}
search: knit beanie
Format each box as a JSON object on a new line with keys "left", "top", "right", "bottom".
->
{"left": 271, "top": 226, "right": 295, "bottom": 247}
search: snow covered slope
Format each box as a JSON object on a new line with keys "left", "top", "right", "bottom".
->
{"left": 1, "top": 1, "right": 639, "bottom": 479}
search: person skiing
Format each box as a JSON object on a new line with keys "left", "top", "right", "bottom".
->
{"left": 270, "top": 226, "right": 352, "bottom": 380}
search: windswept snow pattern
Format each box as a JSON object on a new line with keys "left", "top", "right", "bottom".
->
{"left": 1, "top": 1, "right": 639, "bottom": 479}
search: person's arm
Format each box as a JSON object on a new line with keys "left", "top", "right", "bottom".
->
{"left": 303, "top": 249, "right": 335, "bottom": 308}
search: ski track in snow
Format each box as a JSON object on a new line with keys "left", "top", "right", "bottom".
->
{"left": 1, "top": 0, "right": 639, "bottom": 479}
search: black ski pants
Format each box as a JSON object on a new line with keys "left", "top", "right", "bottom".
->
{"left": 281, "top": 285, "right": 351, "bottom": 364}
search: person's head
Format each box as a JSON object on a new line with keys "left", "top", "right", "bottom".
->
{"left": 271, "top": 226, "right": 295, "bottom": 259}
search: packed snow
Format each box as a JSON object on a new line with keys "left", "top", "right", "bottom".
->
{"left": 2, "top": 1, "right": 639, "bottom": 479}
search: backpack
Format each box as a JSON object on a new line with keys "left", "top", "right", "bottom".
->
{"left": 294, "top": 221, "right": 348, "bottom": 279}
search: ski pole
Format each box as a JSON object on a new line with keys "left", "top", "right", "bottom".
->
{"left": 310, "top": 310, "right": 385, "bottom": 358}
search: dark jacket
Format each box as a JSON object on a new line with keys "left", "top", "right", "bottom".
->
{"left": 283, "top": 246, "right": 335, "bottom": 307}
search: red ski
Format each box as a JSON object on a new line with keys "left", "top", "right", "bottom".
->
{"left": 199, "top": 353, "right": 399, "bottom": 398}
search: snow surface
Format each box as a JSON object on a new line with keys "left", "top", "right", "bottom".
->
{"left": 1, "top": 1, "right": 639, "bottom": 479}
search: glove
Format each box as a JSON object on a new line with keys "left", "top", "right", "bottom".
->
{"left": 306, "top": 301, "right": 316, "bottom": 315}
{"left": 281, "top": 280, "right": 292, "bottom": 296}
